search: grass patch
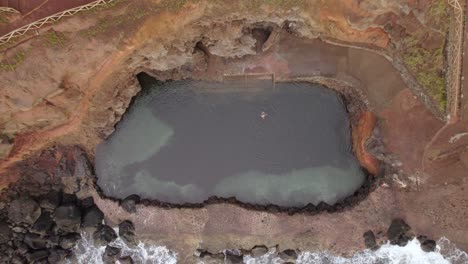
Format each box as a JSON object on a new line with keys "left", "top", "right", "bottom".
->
{"left": 0, "top": 12, "right": 9, "bottom": 24}
{"left": 400, "top": 0, "right": 450, "bottom": 111}
{"left": 0, "top": 49, "right": 28, "bottom": 71}
{"left": 41, "top": 31, "right": 68, "bottom": 47}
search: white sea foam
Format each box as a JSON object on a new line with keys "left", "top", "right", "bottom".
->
{"left": 70, "top": 235, "right": 467, "bottom": 264}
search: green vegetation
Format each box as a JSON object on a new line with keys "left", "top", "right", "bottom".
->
{"left": 41, "top": 31, "right": 68, "bottom": 47}
{"left": 401, "top": 0, "right": 450, "bottom": 111}
{"left": 0, "top": 12, "right": 9, "bottom": 24}
{"left": 0, "top": 50, "right": 27, "bottom": 71}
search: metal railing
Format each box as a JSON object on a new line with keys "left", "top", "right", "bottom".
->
{"left": 0, "top": 7, "right": 20, "bottom": 13}
{"left": 446, "top": 0, "right": 464, "bottom": 123}
{"left": 0, "top": 0, "right": 116, "bottom": 45}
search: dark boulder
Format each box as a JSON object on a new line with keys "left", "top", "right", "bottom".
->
{"left": 82, "top": 205, "right": 104, "bottom": 230}
{"left": 25, "top": 250, "right": 49, "bottom": 262}
{"left": 119, "top": 256, "right": 134, "bottom": 264}
{"left": 418, "top": 236, "right": 436, "bottom": 252}
{"left": 59, "top": 233, "right": 81, "bottom": 249}
{"left": 60, "top": 193, "right": 78, "bottom": 206}
{"left": 118, "top": 220, "right": 135, "bottom": 244}
{"left": 24, "top": 233, "right": 48, "bottom": 250}
{"left": 8, "top": 198, "right": 41, "bottom": 225}
{"left": 38, "top": 191, "right": 62, "bottom": 210}
{"left": 32, "top": 212, "right": 55, "bottom": 235}
{"left": 363, "top": 230, "right": 379, "bottom": 250}
{"left": 0, "top": 221, "right": 12, "bottom": 244}
{"left": 54, "top": 205, "right": 82, "bottom": 233}
{"left": 225, "top": 250, "right": 243, "bottom": 264}
{"left": 279, "top": 249, "right": 297, "bottom": 262}
{"left": 102, "top": 246, "right": 121, "bottom": 264}
{"left": 79, "top": 197, "right": 95, "bottom": 209}
{"left": 93, "top": 225, "right": 117, "bottom": 246}
{"left": 121, "top": 195, "right": 140, "bottom": 213}
{"left": 387, "top": 218, "right": 413, "bottom": 246}
{"left": 250, "top": 245, "right": 268, "bottom": 257}
{"left": 48, "top": 249, "right": 70, "bottom": 263}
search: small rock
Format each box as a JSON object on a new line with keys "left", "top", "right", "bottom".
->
{"left": 24, "top": 233, "right": 48, "bottom": 250}
{"left": 118, "top": 220, "right": 135, "bottom": 244}
{"left": 8, "top": 198, "right": 41, "bottom": 225}
{"left": 225, "top": 250, "right": 243, "bottom": 264}
{"left": 60, "top": 193, "right": 78, "bottom": 206}
{"left": 418, "top": 236, "right": 436, "bottom": 252}
{"left": 119, "top": 256, "right": 134, "bottom": 264}
{"left": 102, "top": 246, "right": 121, "bottom": 264}
{"left": 387, "top": 218, "right": 413, "bottom": 246}
{"left": 54, "top": 205, "right": 82, "bottom": 233}
{"left": 363, "top": 230, "right": 378, "bottom": 250}
{"left": 93, "top": 225, "right": 117, "bottom": 246}
{"left": 48, "top": 249, "right": 70, "bottom": 263}
{"left": 59, "top": 233, "right": 81, "bottom": 249}
{"left": 250, "top": 245, "right": 268, "bottom": 257}
{"left": 279, "top": 249, "right": 297, "bottom": 262}
{"left": 32, "top": 212, "right": 55, "bottom": 235}
{"left": 25, "top": 250, "right": 49, "bottom": 262}
{"left": 121, "top": 195, "right": 140, "bottom": 213}
{"left": 79, "top": 197, "right": 95, "bottom": 209}
{"left": 82, "top": 205, "right": 104, "bottom": 230}
{"left": 0, "top": 221, "right": 12, "bottom": 244}
{"left": 38, "top": 191, "right": 62, "bottom": 210}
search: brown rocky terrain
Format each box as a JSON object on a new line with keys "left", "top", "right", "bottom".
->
{"left": 0, "top": 0, "right": 467, "bottom": 262}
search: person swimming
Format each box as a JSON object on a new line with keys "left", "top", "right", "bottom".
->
{"left": 261, "top": 111, "right": 268, "bottom": 119}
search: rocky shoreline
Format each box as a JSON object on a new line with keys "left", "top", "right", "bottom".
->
{"left": 0, "top": 144, "right": 437, "bottom": 263}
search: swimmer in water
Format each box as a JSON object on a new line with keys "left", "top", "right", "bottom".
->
{"left": 261, "top": 111, "right": 268, "bottom": 119}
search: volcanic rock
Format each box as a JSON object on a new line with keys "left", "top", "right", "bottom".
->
{"left": 250, "top": 245, "right": 268, "bottom": 257}
{"left": 121, "top": 195, "right": 140, "bottom": 213}
{"left": 32, "top": 212, "right": 55, "bottom": 235}
{"left": 24, "top": 233, "right": 48, "bottom": 250}
{"left": 82, "top": 205, "right": 104, "bottom": 230}
{"left": 119, "top": 256, "right": 134, "bottom": 264}
{"left": 279, "top": 249, "right": 297, "bottom": 262}
{"left": 79, "top": 197, "right": 95, "bottom": 209}
{"left": 225, "top": 250, "right": 243, "bottom": 264}
{"left": 8, "top": 198, "right": 41, "bottom": 225}
{"left": 38, "top": 191, "right": 62, "bottom": 210}
{"left": 118, "top": 220, "right": 136, "bottom": 244}
{"left": 102, "top": 245, "right": 121, "bottom": 264}
{"left": 363, "top": 230, "right": 378, "bottom": 250}
{"left": 93, "top": 225, "right": 117, "bottom": 246}
{"left": 48, "top": 249, "right": 70, "bottom": 263}
{"left": 54, "top": 205, "right": 82, "bottom": 233}
{"left": 25, "top": 250, "right": 49, "bottom": 262}
{"left": 59, "top": 233, "right": 81, "bottom": 249}
{"left": 0, "top": 221, "right": 12, "bottom": 244}
{"left": 418, "top": 236, "right": 436, "bottom": 252}
{"left": 387, "top": 218, "right": 414, "bottom": 246}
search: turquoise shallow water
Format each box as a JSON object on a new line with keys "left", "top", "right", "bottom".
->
{"left": 95, "top": 75, "right": 365, "bottom": 206}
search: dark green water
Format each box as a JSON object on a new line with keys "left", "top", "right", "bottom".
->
{"left": 95, "top": 75, "right": 365, "bottom": 206}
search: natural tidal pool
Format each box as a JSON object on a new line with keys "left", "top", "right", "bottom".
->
{"left": 95, "top": 74, "right": 366, "bottom": 206}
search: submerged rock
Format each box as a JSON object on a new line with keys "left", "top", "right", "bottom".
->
{"left": 363, "top": 230, "right": 378, "bottom": 250}
{"left": 48, "top": 249, "right": 70, "bottom": 263}
{"left": 25, "top": 250, "right": 49, "bottom": 262}
{"left": 8, "top": 198, "right": 41, "bottom": 225}
{"left": 119, "top": 255, "right": 134, "bottom": 264}
{"left": 387, "top": 218, "right": 413, "bottom": 246}
{"left": 121, "top": 195, "right": 140, "bottom": 213}
{"left": 118, "top": 220, "right": 136, "bottom": 244}
{"left": 93, "top": 225, "right": 117, "bottom": 246}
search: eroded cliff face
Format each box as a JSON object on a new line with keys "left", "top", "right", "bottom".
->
{"left": 0, "top": 0, "right": 448, "bottom": 167}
